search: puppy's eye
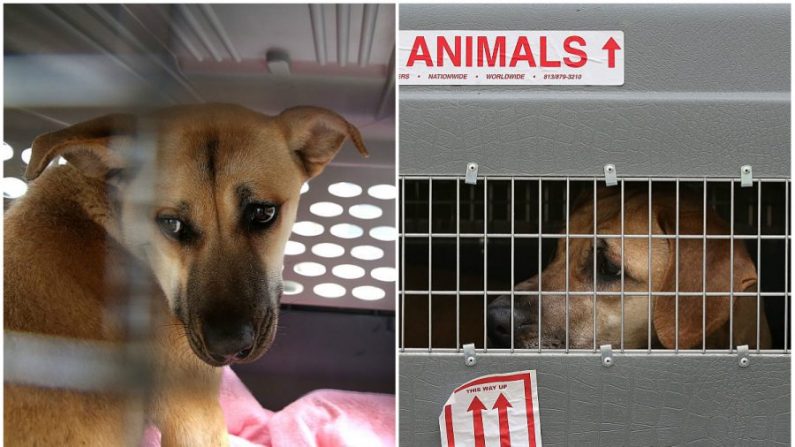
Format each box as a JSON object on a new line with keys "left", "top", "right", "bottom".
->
{"left": 159, "top": 218, "right": 182, "bottom": 235}
{"left": 156, "top": 217, "right": 195, "bottom": 243}
{"left": 596, "top": 247, "right": 622, "bottom": 281}
{"left": 246, "top": 203, "right": 278, "bottom": 230}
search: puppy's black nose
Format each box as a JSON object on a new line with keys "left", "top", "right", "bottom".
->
{"left": 487, "top": 301, "right": 513, "bottom": 347}
{"left": 202, "top": 321, "right": 255, "bottom": 363}
{"left": 487, "top": 298, "right": 533, "bottom": 348}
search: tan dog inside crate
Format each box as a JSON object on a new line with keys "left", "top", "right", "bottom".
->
{"left": 4, "top": 104, "right": 368, "bottom": 446}
{"left": 487, "top": 185, "right": 771, "bottom": 350}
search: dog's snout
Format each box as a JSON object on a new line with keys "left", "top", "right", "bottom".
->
{"left": 201, "top": 320, "right": 255, "bottom": 363}
{"left": 487, "top": 297, "right": 533, "bottom": 347}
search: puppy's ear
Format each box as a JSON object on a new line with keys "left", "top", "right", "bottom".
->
{"left": 653, "top": 204, "right": 757, "bottom": 349}
{"left": 26, "top": 114, "right": 136, "bottom": 181}
{"left": 277, "top": 106, "right": 368, "bottom": 179}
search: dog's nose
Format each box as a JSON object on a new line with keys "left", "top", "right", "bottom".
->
{"left": 202, "top": 321, "right": 255, "bottom": 363}
{"left": 487, "top": 298, "right": 532, "bottom": 348}
{"left": 487, "top": 301, "right": 513, "bottom": 347}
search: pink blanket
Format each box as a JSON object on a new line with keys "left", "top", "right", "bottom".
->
{"left": 142, "top": 368, "right": 395, "bottom": 447}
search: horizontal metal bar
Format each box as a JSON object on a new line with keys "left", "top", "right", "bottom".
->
{"left": 399, "top": 348, "right": 790, "bottom": 356}
{"left": 403, "top": 233, "right": 790, "bottom": 240}
{"left": 4, "top": 331, "right": 142, "bottom": 392}
{"left": 402, "top": 290, "right": 789, "bottom": 297}
{"left": 401, "top": 175, "right": 790, "bottom": 182}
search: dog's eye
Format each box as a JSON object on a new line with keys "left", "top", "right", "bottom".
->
{"left": 596, "top": 247, "right": 622, "bottom": 281}
{"left": 246, "top": 203, "right": 278, "bottom": 230}
{"left": 156, "top": 217, "right": 195, "bottom": 243}
{"left": 159, "top": 218, "right": 182, "bottom": 235}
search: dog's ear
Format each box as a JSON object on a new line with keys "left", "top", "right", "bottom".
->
{"left": 26, "top": 114, "right": 136, "bottom": 181}
{"left": 277, "top": 106, "right": 369, "bottom": 179}
{"left": 653, "top": 205, "right": 757, "bottom": 349}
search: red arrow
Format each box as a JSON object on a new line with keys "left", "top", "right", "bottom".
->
{"left": 602, "top": 37, "right": 621, "bottom": 68}
{"left": 467, "top": 396, "right": 487, "bottom": 447}
{"left": 493, "top": 393, "right": 513, "bottom": 447}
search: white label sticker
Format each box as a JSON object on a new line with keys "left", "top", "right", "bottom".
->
{"left": 399, "top": 30, "right": 624, "bottom": 86}
{"left": 439, "top": 370, "right": 542, "bottom": 447}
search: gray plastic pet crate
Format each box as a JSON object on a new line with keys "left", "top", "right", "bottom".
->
{"left": 399, "top": 4, "right": 790, "bottom": 446}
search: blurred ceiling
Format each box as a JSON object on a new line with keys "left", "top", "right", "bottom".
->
{"left": 3, "top": 3, "right": 396, "bottom": 312}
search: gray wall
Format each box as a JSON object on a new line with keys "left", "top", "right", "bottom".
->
{"left": 399, "top": 4, "right": 790, "bottom": 178}
{"left": 400, "top": 353, "right": 790, "bottom": 446}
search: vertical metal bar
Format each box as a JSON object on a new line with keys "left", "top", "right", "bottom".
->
{"left": 538, "top": 179, "right": 543, "bottom": 353}
{"left": 757, "top": 181, "right": 762, "bottom": 352}
{"left": 675, "top": 179, "right": 680, "bottom": 353}
{"left": 702, "top": 179, "right": 707, "bottom": 353}
{"left": 400, "top": 180, "right": 407, "bottom": 350}
{"left": 593, "top": 179, "right": 598, "bottom": 352}
{"left": 620, "top": 180, "right": 625, "bottom": 353}
{"left": 510, "top": 178, "right": 515, "bottom": 352}
{"left": 729, "top": 181, "right": 735, "bottom": 353}
{"left": 483, "top": 177, "right": 489, "bottom": 351}
{"left": 648, "top": 179, "right": 653, "bottom": 352}
{"left": 428, "top": 179, "right": 433, "bottom": 352}
{"left": 785, "top": 181, "right": 790, "bottom": 353}
{"left": 565, "top": 179, "right": 570, "bottom": 353}
{"left": 456, "top": 179, "right": 461, "bottom": 351}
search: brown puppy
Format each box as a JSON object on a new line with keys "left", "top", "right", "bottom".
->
{"left": 488, "top": 186, "right": 771, "bottom": 350}
{"left": 4, "top": 104, "right": 368, "bottom": 446}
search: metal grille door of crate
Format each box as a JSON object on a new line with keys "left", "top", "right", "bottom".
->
{"left": 398, "top": 175, "right": 791, "bottom": 446}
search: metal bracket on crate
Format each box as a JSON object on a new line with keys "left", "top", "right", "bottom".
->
{"left": 465, "top": 162, "right": 479, "bottom": 185}
{"left": 740, "top": 165, "right": 753, "bottom": 188}
{"left": 600, "top": 344, "right": 614, "bottom": 367}
{"left": 737, "top": 344, "right": 750, "bottom": 368}
{"left": 463, "top": 343, "right": 477, "bottom": 367}
{"left": 603, "top": 164, "right": 618, "bottom": 187}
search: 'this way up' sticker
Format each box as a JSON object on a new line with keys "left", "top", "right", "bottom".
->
{"left": 440, "top": 370, "right": 542, "bottom": 447}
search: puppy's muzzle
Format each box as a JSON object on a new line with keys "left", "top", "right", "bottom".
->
{"left": 487, "top": 298, "right": 533, "bottom": 347}
{"left": 201, "top": 316, "right": 256, "bottom": 364}
{"left": 487, "top": 289, "right": 566, "bottom": 349}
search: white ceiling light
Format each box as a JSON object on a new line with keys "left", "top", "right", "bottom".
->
{"left": 301, "top": 183, "right": 310, "bottom": 194}
{"left": 328, "top": 182, "right": 362, "bottom": 198}
{"left": 330, "top": 223, "right": 364, "bottom": 239}
{"left": 292, "top": 221, "right": 324, "bottom": 237}
{"left": 332, "top": 264, "right": 365, "bottom": 279}
{"left": 369, "top": 226, "right": 397, "bottom": 241}
{"left": 352, "top": 285, "right": 386, "bottom": 301}
{"left": 367, "top": 184, "right": 397, "bottom": 200}
{"left": 314, "top": 283, "right": 346, "bottom": 299}
{"left": 2, "top": 142, "right": 14, "bottom": 161}
{"left": 58, "top": 157, "right": 67, "bottom": 165}
{"left": 285, "top": 241, "right": 306, "bottom": 255}
{"left": 370, "top": 267, "right": 397, "bottom": 282}
{"left": 349, "top": 204, "right": 382, "bottom": 220}
{"left": 283, "top": 280, "right": 304, "bottom": 295}
{"left": 310, "top": 201, "right": 343, "bottom": 218}
{"left": 2, "top": 177, "right": 27, "bottom": 199}
{"left": 293, "top": 262, "right": 326, "bottom": 277}
{"left": 311, "top": 242, "right": 345, "bottom": 258}
{"left": 351, "top": 245, "right": 384, "bottom": 261}
{"left": 21, "top": 148, "right": 31, "bottom": 164}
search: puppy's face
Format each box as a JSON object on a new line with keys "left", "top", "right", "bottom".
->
{"left": 488, "top": 188, "right": 757, "bottom": 350}
{"left": 26, "top": 104, "right": 368, "bottom": 366}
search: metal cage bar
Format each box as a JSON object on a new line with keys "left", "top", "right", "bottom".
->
{"left": 400, "top": 177, "right": 405, "bottom": 352}
{"left": 593, "top": 179, "right": 598, "bottom": 352}
{"left": 428, "top": 180, "right": 432, "bottom": 352}
{"left": 702, "top": 179, "right": 708, "bottom": 353}
{"left": 483, "top": 178, "right": 488, "bottom": 351}
{"left": 729, "top": 181, "right": 735, "bottom": 352}
{"left": 456, "top": 179, "right": 461, "bottom": 352}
